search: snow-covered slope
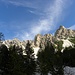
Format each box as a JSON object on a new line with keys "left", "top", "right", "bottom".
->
{"left": 62, "top": 39, "right": 73, "bottom": 48}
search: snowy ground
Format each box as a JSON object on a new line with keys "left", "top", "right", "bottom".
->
{"left": 64, "top": 66, "right": 75, "bottom": 75}
{"left": 35, "top": 67, "right": 75, "bottom": 75}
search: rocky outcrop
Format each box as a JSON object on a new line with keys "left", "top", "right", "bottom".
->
{"left": 34, "top": 34, "right": 55, "bottom": 49}
{"left": 55, "top": 26, "right": 75, "bottom": 39}
{"left": 3, "top": 38, "right": 34, "bottom": 50}
{"left": 2, "top": 26, "right": 75, "bottom": 50}
{"left": 1, "top": 25, "right": 75, "bottom": 56}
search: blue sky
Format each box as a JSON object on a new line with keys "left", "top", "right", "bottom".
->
{"left": 0, "top": 0, "right": 75, "bottom": 40}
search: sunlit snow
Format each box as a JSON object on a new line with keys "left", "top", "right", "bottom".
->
{"left": 33, "top": 47, "right": 40, "bottom": 58}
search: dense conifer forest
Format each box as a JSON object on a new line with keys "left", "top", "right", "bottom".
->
{"left": 0, "top": 32, "right": 75, "bottom": 75}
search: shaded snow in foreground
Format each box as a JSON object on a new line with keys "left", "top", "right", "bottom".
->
{"left": 35, "top": 67, "right": 75, "bottom": 75}
{"left": 64, "top": 66, "right": 75, "bottom": 75}
{"left": 48, "top": 67, "right": 75, "bottom": 75}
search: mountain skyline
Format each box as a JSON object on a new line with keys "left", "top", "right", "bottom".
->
{"left": 0, "top": 0, "right": 75, "bottom": 40}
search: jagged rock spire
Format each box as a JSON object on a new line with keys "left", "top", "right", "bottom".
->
{"left": 55, "top": 25, "right": 75, "bottom": 39}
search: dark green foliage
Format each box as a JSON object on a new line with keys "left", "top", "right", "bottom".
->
{"left": 37, "top": 43, "right": 55, "bottom": 75}
{"left": 7, "top": 45, "right": 26, "bottom": 75}
{"left": 63, "top": 47, "right": 75, "bottom": 67}
{"left": 37, "top": 42, "right": 64, "bottom": 75}
{"left": 1, "top": 38, "right": 75, "bottom": 75}
{"left": 0, "top": 42, "right": 36, "bottom": 75}
{"left": 69, "top": 37, "right": 75, "bottom": 44}
{"left": 55, "top": 40, "right": 63, "bottom": 51}
{"left": 0, "top": 44, "right": 9, "bottom": 75}
{"left": 25, "top": 41, "right": 36, "bottom": 75}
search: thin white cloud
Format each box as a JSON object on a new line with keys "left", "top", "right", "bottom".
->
{"left": 1, "top": 0, "right": 52, "bottom": 13}
{"left": 28, "top": 10, "right": 45, "bottom": 16}
{"left": 1, "top": 0, "right": 39, "bottom": 9}
{"left": 68, "top": 25, "right": 75, "bottom": 30}
{"left": 1, "top": 0, "right": 68, "bottom": 40}
{"left": 16, "top": 0, "right": 67, "bottom": 40}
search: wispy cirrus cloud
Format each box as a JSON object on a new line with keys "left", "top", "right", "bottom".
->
{"left": 15, "top": 0, "right": 68, "bottom": 40}
{"left": 1, "top": 0, "right": 69, "bottom": 40}
{"left": 1, "top": 0, "right": 42, "bottom": 9}
{"left": 1, "top": 0, "right": 49, "bottom": 16}
{"left": 68, "top": 25, "right": 75, "bottom": 30}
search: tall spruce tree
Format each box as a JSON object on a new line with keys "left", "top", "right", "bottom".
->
{"left": 24, "top": 41, "right": 36, "bottom": 75}
{"left": 0, "top": 45, "right": 9, "bottom": 75}
{"left": 37, "top": 42, "right": 64, "bottom": 75}
{"left": 6, "top": 45, "right": 26, "bottom": 75}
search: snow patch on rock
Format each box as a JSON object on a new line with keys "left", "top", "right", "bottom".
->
{"left": 61, "top": 39, "right": 73, "bottom": 52}
{"left": 33, "top": 47, "right": 40, "bottom": 58}
{"left": 62, "top": 39, "right": 73, "bottom": 48}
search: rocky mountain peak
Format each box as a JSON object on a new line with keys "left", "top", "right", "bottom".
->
{"left": 1, "top": 25, "right": 75, "bottom": 56}
{"left": 55, "top": 26, "right": 75, "bottom": 39}
{"left": 59, "top": 25, "right": 65, "bottom": 29}
{"left": 34, "top": 33, "right": 55, "bottom": 48}
{"left": 2, "top": 25, "right": 75, "bottom": 49}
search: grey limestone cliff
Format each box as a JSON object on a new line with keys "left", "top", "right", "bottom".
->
{"left": 55, "top": 26, "right": 75, "bottom": 39}
{"left": 1, "top": 26, "right": 75, "bottom": 55}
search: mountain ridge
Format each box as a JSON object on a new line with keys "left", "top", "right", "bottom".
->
{"left": 1, "top": 26, "right": 75, "bottom": 58}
